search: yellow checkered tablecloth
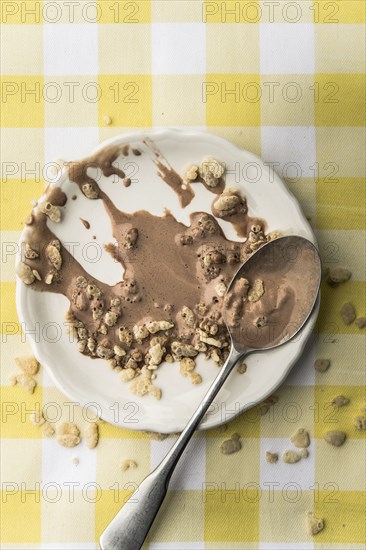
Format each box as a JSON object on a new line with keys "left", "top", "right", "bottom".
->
{"left": 1, "top": 1, "right": 365, "bottom": 548}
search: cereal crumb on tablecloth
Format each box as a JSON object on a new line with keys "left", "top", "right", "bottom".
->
{"left": 306, "top": 512, "right": 325, "bottom": 535}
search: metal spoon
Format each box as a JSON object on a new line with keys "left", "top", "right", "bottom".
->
{"left": 100, "top": 235, "right": 321, "bottom": 550}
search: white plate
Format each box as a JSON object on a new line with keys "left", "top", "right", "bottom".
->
{"left": 16, "top": 128, "right": 318, "bottom": 433}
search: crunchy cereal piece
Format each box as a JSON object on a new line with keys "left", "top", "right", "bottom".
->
{"left": 45, "top": 271, "right": 55, "bottom": 285}
{"left": 198, "top": 216, "right": 218, "bottom": 236}
{"left": 354, "top": 416, "right": 366, "bottom": 430}
{"left": 326, "top": 266, "right": 351, "bottom": 285}
{"left": 124, "top": 228, "right": 139, "bottom": 249}
{"left": 76, "top": 276, "right": 88, "bottom": 288}
{"left": 82, "top": 183, "right": 98, "bottom": 199}
{"left": 148, "top": 385, "right": 162, "bottom": 400}
{"left": 92, "top": 301, "right": 105, "bottom": 321}
{"left": 171, "top": 341, "right": 198, "bottom": 357}
{"left": 314, "top": 358, "right": 331, "bottom": 373}
{"left": 282, "top": 450, "right": 302, "bottom": 463}
{"left": 165, "top": 354, "right": 174, "bottom": 363}
{"left": 179, "top": 357, "right": 196, "bottom": 375}
{"left": 50, "top": 239, "right": 61, "bottom": 251}
{"left": 199, "top": 157, "right": 225, "bottom": 187}
{"left": 255, "top": 316, "right": 267, "bottom": 328}
{"left": 267, "top": 230, "right": 283, "bottom": 241}
{"left": 121, "top": 459, "right": 138, "bottom": 472}
{"left": 32, "top": 269, "right": 41, "bottom": 281}
{"left": 119, "top": 327, "right": 133, "bottom": 346}
{"left": 129, "top": 376, "right": 152, "bottom": 397}
{"left": 306, "top": 512, "right": 325, "bottom": 536}
{"left": 203, "top": 252, "right": 219, "bottom": 268}
{"left": 103, "top": 114, "right": 112, "bottom": 125}
{"left": 220, "top": 434, "right": 242, "bottom": 455}
{"left": 14, "top": 374, "right": 37, "bottom": 394}
{"left": 248, "top": 279, "right": 265, "bottom": 302}
{"left": 133, "top": 325, "right": 149, "bottom": 341}
{"left": 96, "top": 346, "right": 114, "bottom": 360}
{"left": 215, "top": 281, "right": 227, "bottom": 298}
{"left": 196, "top": 302, "right": 208, "bottom": 316}
{"left": 72, "top": 456, "right": 79, "bottom": 465}
{"left": 104, "top": 311, "right": 119, "bottom": 327}
{"left": 87, "top": 337, "right": 96, "bottom": 353}
{"left": 77, "top": 327, "right": 87, "bottom": 339}
{"left": 187, "top": 372, "right": 202, "bottom": 385}
{"left": 30, "top": 411, "right": 45, "bottom": 426}
{"left": 57, "top": 423, "right": 80, "bottom": 447}
{"left": 120, "top": 368, "right": 137, "bottom": 382}
{"left": 266, "top": 451, "right": 279, "bottom": 464}
{"left": 146, "top": 320, "right": 174, "bottom": 334}
{"left": 86, "top": 284, "right": 102, "bottom": 299}
{"left": 77, "top": 340, "right": 87, "bottom": 353}
{"left": 46, "top": 242, "right": 62, "bottom": 270}
{"left": 355, "top": 317, "right": 366, "bottom": 329}
{"left": 40, "top": 201, "right": 61, "bottom": 222}
{"left": 198, "top": 329, "right": 222, "bottom": 348}
{"left": 214, "top": 193, "right": 240, "bottom": 212}
{"left": 42, "top": 422, "right": 55, "bottom": 438}
{"left": 331, "top": 395, "right": 350, "bottom": 408}
{"left": 24, "top": 243, "right": 39, "bottom": 259}
{"left": 210, "top": 349, "right": 221, "bottom": 364}
{"left": 148, "top": 343, "right": 165, "bottom": 367}
{"left": 16, "top": 262, "right": 35, "bottom": 285}
{"left": 248, "top": 224, "right": 266, "bottom": 249}
{"left": 214, "top": 188, "right": 246, "bottom": 217}
{"left": 180, "top": 234, "right": 193, "bottom": 246}
{"left": 114, "top": 345, "right": 126, "bottom": 357}
{"left": 323, "top": 430, "right": 346, "bottom": 447}
{"left": 15, "top": 356, "right": 40, "bottom": 375}
{"left": 181, "top": 306, "right": 195, "bottom": 327}
{"left": 199, "top": 319, "right": 218, "bottom": 336}
{"left": 340, "top": 302, "right": 356, "bottom": 325}
{"left": 291, "top": 428, "right": 310, "bottom": 449}
{"left": 98, "top": 323, "right": 108, "bottom": 334}
{"left": 85, "top": 422, "right": 99, "bottom": 449}
{"left": 237, "top": 362, "right": 247, "bottom": 374}
{"left": 184, "top": 164, "right": 199, "bottom": 182}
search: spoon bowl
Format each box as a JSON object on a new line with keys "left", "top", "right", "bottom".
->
{"left": 225, "top": 235, "right": 322, "bottom": 352}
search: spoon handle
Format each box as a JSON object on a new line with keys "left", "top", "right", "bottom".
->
{"left": 99, "top": 346, "right": 244, "bottom": 550}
